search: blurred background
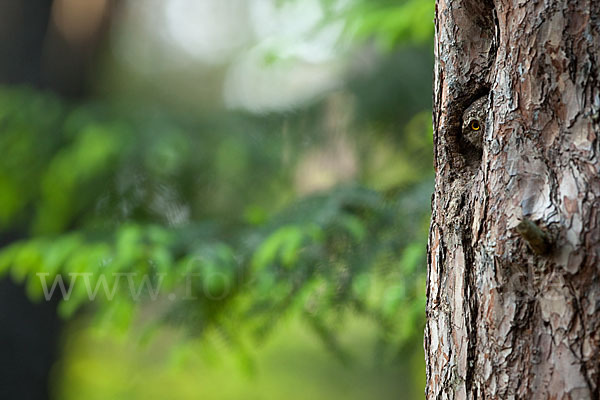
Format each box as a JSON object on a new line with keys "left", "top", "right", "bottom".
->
{"left": 0, "top": 0, "right": 434, "bottom": 399}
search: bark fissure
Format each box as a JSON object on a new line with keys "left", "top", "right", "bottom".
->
{"left": 461, "top": 226, "right": 478, "bottom": 398}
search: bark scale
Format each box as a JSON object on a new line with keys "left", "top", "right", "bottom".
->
{"left": 425, "top": 0, "right": 600, "bottom": 398}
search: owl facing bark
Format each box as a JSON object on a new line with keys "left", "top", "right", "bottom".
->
{"left": 461, "top": 96, "right": 489, "bottom": 150}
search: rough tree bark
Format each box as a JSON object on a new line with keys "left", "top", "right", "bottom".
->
{"left": 425, "top": 0, "right": 600, "bottom": 399}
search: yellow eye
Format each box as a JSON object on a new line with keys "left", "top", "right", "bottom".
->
{"left": 470, "top": 120, "right": 481, "bottom": 131}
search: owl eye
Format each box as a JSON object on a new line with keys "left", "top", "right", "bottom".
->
{"left": 470, "top": 120, "right": 481, "bottom": 131}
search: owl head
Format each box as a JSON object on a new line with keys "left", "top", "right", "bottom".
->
{"left": 461, "top": 96, "right": 488, "bottom": 149}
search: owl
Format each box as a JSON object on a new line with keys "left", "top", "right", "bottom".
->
{"left": 461, "top": 96, "right": 489, "bottom": 150}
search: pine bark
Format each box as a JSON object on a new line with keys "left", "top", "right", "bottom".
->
{"left": 425, "top": 0, "right": 600, "bottom": 399}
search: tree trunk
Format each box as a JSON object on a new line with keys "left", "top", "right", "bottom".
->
{"left": 425, "top": 0, "right": 600, "bottom": 399}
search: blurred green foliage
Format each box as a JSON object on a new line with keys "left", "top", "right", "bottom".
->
{"left": 347, "top": 0, "right": 435, "bottom": 50}
{"left": 0, "top": 85, "right": 431, "bottom": 340}
{"left": 0, "top": 0, "right": 435, "bottom": 398}
{"left": 0, "top": 84, "right": 431, "bottom": 396}
{"left": 54, "top": 315, "right": 426, "bottom": 400}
